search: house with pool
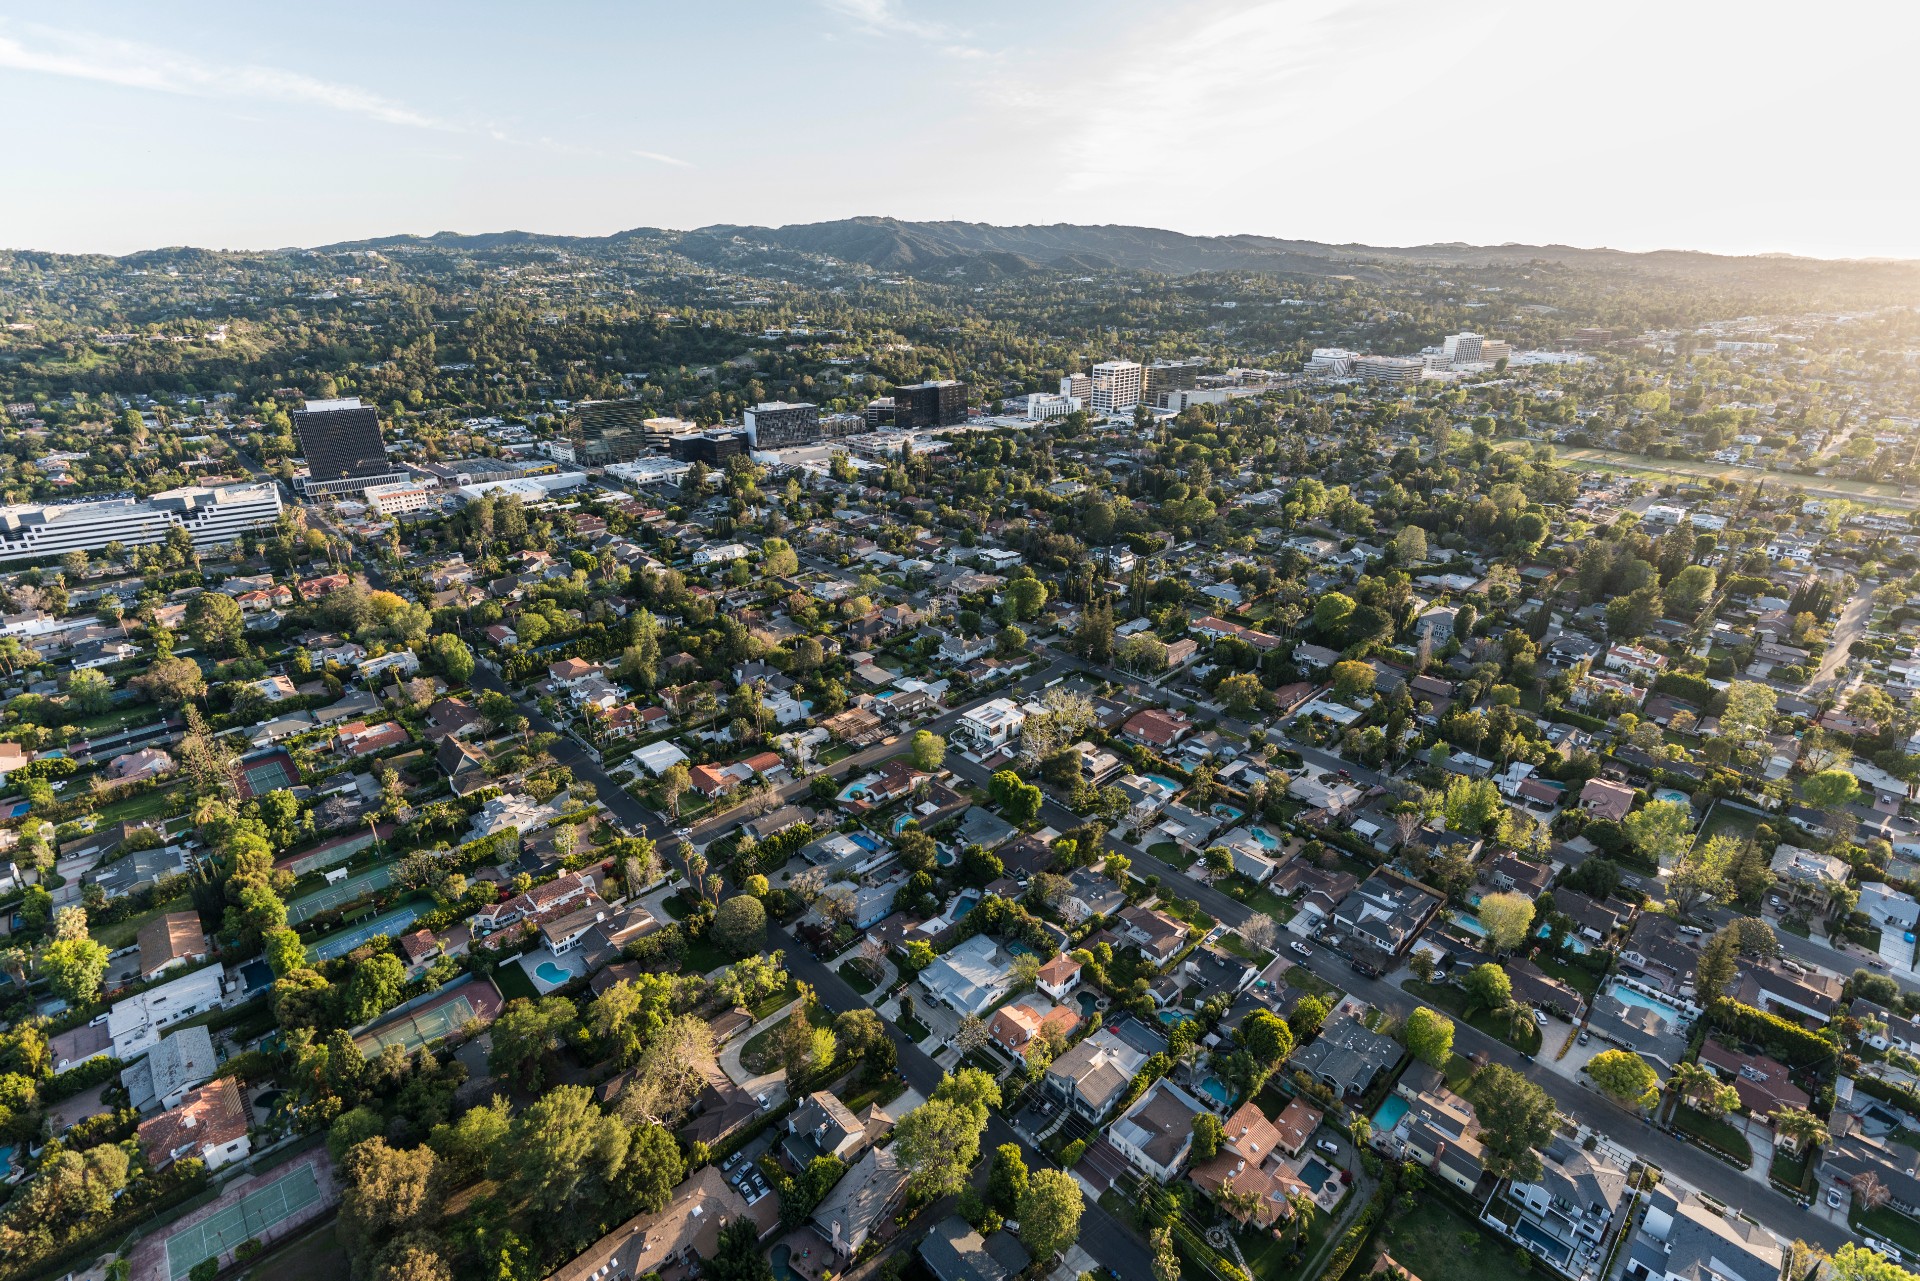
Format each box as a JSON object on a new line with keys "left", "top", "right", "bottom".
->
{"left": 1484, "top": 1137, "right": 1630, "bottom": 1280}
{"left": 1372, "top": 1063, "right": 1484, "bottom": 1194}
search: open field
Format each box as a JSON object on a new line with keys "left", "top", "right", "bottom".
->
{"left": 1543, "top": 445, "right": 1920, "bottom": 511}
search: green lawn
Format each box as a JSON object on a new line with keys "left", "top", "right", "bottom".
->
{"left": 1287, "top": 966, "right": 1342, "bottom": 1003}
{"left": 91, "top": 785, "right": 187, "bottom": 827}
{"left": 1531, "top": 951, "right": 1604, "bottom": 998}
{"left": 1770, "top": 1147, "right": 1811, "bottom": 1192}
{"left": 1375, "top": 1195, "right": 1537, "bottom": 1281}
{"left": 493, "top": 960, "right": 538, "bottom": 1002}
{"left": 750, "top": 976, "right": 800, "bottom": 1019}
{"left": 681, "top": 934, "right": 732, "bottom": 977}
{"left": 1402, "top": 979, "right": 1542, "bottom": 1054}
{"left": 840, "top": 960, "right": 878, "bottom": 995}
{"left": 898, "top": 1011, "right": 932, "bottom": 1043}
{"left": 1854, "top": 1206, "right": 1920, "bottom": 1255}
{"left": 94, "top": 893, "right": 194, "bottom": 951}
{"left": 1672, "top": 1104, "right": 1754, "bottom": 1166}
{"left": 1241, "top": 1205, "right": 1333, "bottom": 1281}
{"left": 740, "top": 1016, "right": 788, "bottom": 1074}
{"left": 1148, "top": 842, "right": 1184, "bottom": 859}
{"left": 1698, "top": 801, "right": 1764, "bottom": 847}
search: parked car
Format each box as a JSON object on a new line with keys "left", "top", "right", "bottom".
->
{"left": 1290, "top": 942, "right": 1312, "bottom": 958}
{"left": 1316, "top": 1139, "right": 1340, "bottom": 1156}
{"left": 1534, "top": 1009, "right": 1549, "bottom": 1026}
{"left": 1828, "top": 1187, "right": 1843, "bottom": 1208}
{"left": 1577, "top": 1030, "right": 1591, "bottom": 1045}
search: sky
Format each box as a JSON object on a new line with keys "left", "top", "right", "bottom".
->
{"left": 0, "top": 0, "right": 1913, "bottom": 259}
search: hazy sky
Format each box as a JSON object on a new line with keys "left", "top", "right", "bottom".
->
{"left": 1, "top": 0, "right": 1911, "bottom": 259}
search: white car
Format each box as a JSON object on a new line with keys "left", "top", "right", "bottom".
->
{"left": 1316, "top": 1139, "right": 1340, "bottom": 1156}
{"left": 1828, "top": 1187, "right": 1843, "bottom": 1208}
{"left": 1534, "top": 1009, "right": 1549, "bottom": 1025}
{"left": 1290, "top": 942, "right": 1313, "bottom": 958}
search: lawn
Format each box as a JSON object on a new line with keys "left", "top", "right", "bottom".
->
{"left": 1374, "top": 1195, "right": 1536, "bottom": 1281}
{"left": 680, "top": 933, "right": 732, "bottom": 977}
{"left": 94, "top": 893, "right": 194, "bottom": 951}
{"left": 1241, "top": 1205, "right": 1334, "bottom": 1281}
{"left": 1531, "top": 951, "right": 1604, "bottom": 998}
{"left": 750, "top": 976, "right": 800, "bottom": 1020}
{"left": 91, "top": 785, "right": 187, "bottom": 827}
{"left": 1854, "top": 1205, "right": 1920, "bottom": 1256}
{"left": 1402, "top": 979, "right": 1542, "bottom": 1055}
{"left": 1770, "top": 1146, "right": 1811, "bottom": 1193}
{"left": 493, "top": 961, "right": 538, "bottom": 1002}
{"left": 897, "top": 1010, "right": 932, "bottom": 1043}
{"left": 239, "top": 1220, "right": 348, "bottom": 1281}
{"left": 840, "top": 959, "right": 879, "bottom": 995}
{"left": 1148, "top": 842, "right": 1184, "bottom": 859}
{"left": 1286, "top": 966, "right": 1341, "bottom": 1002}
{"left": 1671, "top": 1104, "right": 1754, "bottom": 1167}
{"left": 1698, "top": 800, "right": 1764, "bottom": 847}
{"left": 740, "top": 1015, "right": 793, "bottom": 1075}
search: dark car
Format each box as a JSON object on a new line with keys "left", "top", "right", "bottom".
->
{"left": 1350, "top": 958, "right": 1380, "bottom": 978}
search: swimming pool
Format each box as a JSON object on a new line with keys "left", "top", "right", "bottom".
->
{"left": 1244, "top": 825, "right": 1283, "bottom": 851}
{"left": 1144, "top": 773, "right": 1183, "bottom": 794}
{"left": 535, "top": 961, "right": 573, "bottom": 985}
{"left": 846, "top": 832, "right": 882, "bottom": 853}
{"left": 1372, "top": 1095, "right": 1409, "bottom": 1132}
{"left": 1076, "top": 991, "right": 1099, "bottom": 1017}
{"left": 1607, "top": 982, "right": 1685, "bottom": 1023}
{"left": 771, "top": 1243, "right": 800, "bottom": 1281}
{"left": 1538, "top": 923, "right": 1589, "bottom": 954}
{"left": 1197, "top": 1076, "right": 1231, "bottom": 1107}
{"left": 836, "top": 779, "right": 876, "bottom": 802}
{"left": 1512, "top": 1219, "right": 1572, "bottom": 1266}
{"left": 1212, "top": 804, "right": 1246, "bottom": 822}
{"left": 1297, "top": 1157, "right": 1332, "bottom": 1191}
{"left": 1655, "top": 788, "right": 1691, "bottom": 806}
{"left": 953, "top": 894, "right": 980, "bottom": 919}
{"left": 1453, "top": 912, "right": 1488, "bottom": 937}
{"left": 1158, "top": 1009, "right": 1190, "bottom": 1027}
{"left": 936, "top": 849, "right": 957, "bottom": 867}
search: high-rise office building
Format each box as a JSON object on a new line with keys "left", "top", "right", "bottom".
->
{"left": 742, "top": 401, "right": 821, "bottom": 448}
{"left": 892, "top": 380, "right": 968, "bottom": 429}
{"left": 1442, "top": 333, "right": 1484, "bottom": 363}
{"left": 292, "top": 398, "right": 401, "bottom": 495}
{"left": 566, "top": 400, "right": 655, "bottom": 464}
{"left": 1144, "top": 359, "right": 1206, "bottom": 397}
{"left": 1089, "top": 361, "right": 1144, "bottom": 415}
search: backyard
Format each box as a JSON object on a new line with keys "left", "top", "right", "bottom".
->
{"left": 1374, "top": 1195, "right": 1536, "bottom": 1281}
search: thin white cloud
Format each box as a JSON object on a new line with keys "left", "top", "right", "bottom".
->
{"left": 632, "top": 149, "right": 693, "bottom": 169}
{"left": 822, "top": 0, "right": 951, "bottom": 41}
{"left": 0, "top": 22, "right": 447, "bottom": 129}
{"left": 820, "top": 0, "right": 983, "bottom": 57}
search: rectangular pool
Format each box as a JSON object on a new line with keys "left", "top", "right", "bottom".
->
{"left": 1372, "top": 1095, "right": 1409, "bottom": 1131}
{"left": 1298, "top": 1157, "right": 1332, "bottom": 1191}
{"left": 1512, "top": 1219, "right": 1573, "bottom": 1266}
{"left": 1607, "top": 982, "right": 1684, "bottom": 1023}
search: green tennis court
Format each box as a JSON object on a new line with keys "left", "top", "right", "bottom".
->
{"left": 287, "top": 863, "right": 395, "bottom": 924}
{"left": 307, "top": 901, "right": 423, "bottom": 961}
{"left": 165, "top": 1163, "right": 323, "bottom": 1281}
{"left": 356, "top": 992, "right": 478, "bottom": 1058}
{"left": 243, "top": 757, "right": 297, "bottom": 795}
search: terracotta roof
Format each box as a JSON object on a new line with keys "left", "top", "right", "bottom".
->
{"left": 137, "top": 1077, "right": 247, "bottom": 1168}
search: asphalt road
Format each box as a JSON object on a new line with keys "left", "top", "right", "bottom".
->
{"left": 1802, "top": 579, "right": 1877, "bottom": 697}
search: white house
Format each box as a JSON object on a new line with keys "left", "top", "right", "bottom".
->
{"left": 109, "top": 964, "right": 225, "bottom": 1060}
{"left": 952, "top": 698, "right": 1026, "bottom": 753}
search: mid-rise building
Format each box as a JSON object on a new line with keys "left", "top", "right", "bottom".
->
{"left": 1144, "top": 358, "right": 1207, "bottom": 402}
{"left": 892, "top": 380, "right": 968, "bottom": 429}
{"left": 292, "top": 398, "right": 396, "bottom": 495}
{"left": 668, "top": 430, "right": 750, "bottom": 464}
{"left": 1305, "top": 348, "right": 1358, "bottom": 376}
{"left": 863, "top": 396, "right": 896, "bottom": 429}
{"left": 1026, "top": 392, "right": 1077, "bottom": 422}
{"left": 1352, "top": 355, "right": 1424, "bottom": 384}
{"left": 1090, "top": 360, "right": 1144, "bottom": 415}
{"left": 0, "top": 483, "right": 283, "bottom": 565}
{"left": 1442, "top": 332, "right": 1484, "bottom": 363}
{"left": 742, "top": 401, "right": 821, "bottom": 448}
{"left": 1060, "top": 372, "right": 1092, "bottom": 403}
{"left": 565, "top": 400, "right": 656, "bottom": 464}
{"left": 361, "top": 482, "right": 435, "bottom": 516}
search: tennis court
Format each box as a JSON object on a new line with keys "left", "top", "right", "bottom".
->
{"left": 287, "top": 863, "right": 395, "bottom": 924}
{"left": 243, "top": 757, "right": 296, "bottom": 795}
{"left": 358, "top": 992, "right": 479, "bottom": 1057}
{"left": 306, "top": 901, "right": 423, "bottom": 962}
{"left": 165, "top": 1163, "right": 323, "bottom": 1281}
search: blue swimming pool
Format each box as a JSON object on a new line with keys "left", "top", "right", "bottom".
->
{"left": 1144, "top": 773, "right": 1183, "bottom": 793}
{"left": 1298, "top": 1157, "right": 1332, "bottom": 1191}
{"left": 837, "top": 780, "right": 875, "bottom": 802}
{"left": 535, "top": 961, "right": 573, "bottom": 985}
{"left": 936, "top": 849, "right": 956, "bottom": 867}
{"left": 1655, "top": 788, "right": 1691, "bottom": 807}
{"left": 1158, "top": 1009, "right": 1190, "bottom": 1027}
{"left": 846, "top": 832, "right": 881, "bottom": 852}
{"left": 1539, "top": 923, "right": 1588, "bottom": 954}
{"left": 1244, "top": 824, "right": 1283, "bottom": 850}
{"left": 1608, "top": 982, "right": 1684, "bottom": 1023}
{"left": 1197, "top": 1076, "right": 1230, "bottom": 1107}
{"left": 1453, "top": 912, "right": 1488, "bottom": 937}
{"left": 1513, "top": 1219, "right": 1572, "bottom": 1266}
{"left": 953, "top": 894, "right": 980, "bottom": 919}
{"left": 1372, "top": 1095, "right": 1409, "bottom": 1132}
{"left": 1077, "top": 992, "right": 1099, "bottom": 1017}
{"left": 1212, "top": 804, "right": 1246, "bottom": 822}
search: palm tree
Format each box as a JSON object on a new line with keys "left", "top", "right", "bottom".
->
{"left": 1666, "top": 1062, "right": 1717, "bottom": 1110}
{"left": 1772, "top": 1107, "right": 1829, "bottom": 1156}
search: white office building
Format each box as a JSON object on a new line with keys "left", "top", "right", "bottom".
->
{"left": 1352, "top": 355, "right": 1425, "bottom": 384}
{"left": 361, "top": 482, "right": 435, "bottom": 516}
{"left": 0, "top": 483, "right": 283, "bottom": 565}
{"left": 1090, "top": 361, "right": 1144, "bottom": 415}
{"left": 1026, "top": 392, "right": 1078, "bottom": 422}
{"left": 606, "top": 457, "right": 692, "bottom": 487}
{"left": 1305, "top": 348, "right": 1359, "bottom": 376}
{"left": 452, "top": 473, "right": 588, "bottom": 504}
{"left": 1442, "top": 332, "right": 1484, "bottom": 363}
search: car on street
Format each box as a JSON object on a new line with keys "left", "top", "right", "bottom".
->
{"left": 1290, "top": 942, "right": 1312, "bottom": 957}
